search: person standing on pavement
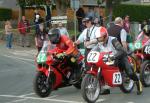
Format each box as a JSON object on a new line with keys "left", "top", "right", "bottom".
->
{"left": 107, "top": 17, "right": 128, "bottom": 51}
{"left": 35, "top": 18, "right": 48, "bottom": 52}
{"left": 5, "top": 20, "right": 13, "bottom": 49}
{"left": 75, "top": 16, "right": 98, "bottom": 68}
{"left": 94, "top": 17, "right": 100, "bottom": 27}
{"left": 57, "top": 22, "right": 69, "bottom": 37}
{"left": 34, "top": 10, "right": 41, "bottom": 34}
{"left": 18, "top": 16, "right": 31, "bottom": 47}
{"left": 123, "top": 15, "right": 130, "bottom": 34}
{"left": 123, "top": 15, "right": 133, "bottom": 43}
{"left": 76, "top": 7, "right": 85, "bottom": 32}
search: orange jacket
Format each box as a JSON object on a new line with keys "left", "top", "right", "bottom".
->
{"left": 56, "top": 35, "right": 78, "bottom": 55}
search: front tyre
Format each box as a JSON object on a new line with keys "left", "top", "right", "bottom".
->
{"left": 141, "top": 60, "right": 150, "bottom": 87}
{"left": 120, "top": 71, "right": 134, "bottom": 93}
{"left": 34, "top": 72, "right": 52, "bottom": 97}
{"left": 81, "top": 74, "right": 100, "bottom": 103}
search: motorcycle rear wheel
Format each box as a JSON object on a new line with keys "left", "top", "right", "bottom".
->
{"left": 34, "top": 71, "right": 52, "bottom": 97}
{"left": 81, "top": 74, "right": 100, "bottom": 103}
{"left": 140, "top": 60, "right": 150, "bottom": 87}
{"left": 120, "top": 71, "right": 134, "bottom": 93}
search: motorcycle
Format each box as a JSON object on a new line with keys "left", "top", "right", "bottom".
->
{"left": 129, "top": 42, "right": 150, "bottom": 87}
{"left": 33, "top": 42, "right": 85, "bottom": 97}
{"left": 81, "top": 51, "right": 134, "bottom": 103}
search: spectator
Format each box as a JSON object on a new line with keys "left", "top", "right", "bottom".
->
{"left": 123, "top": 15, "right": 130, "bottom": 34}
{"left": 34, "top": 10, "right": 41, "bottom": 34}
{"left": 75, "top": 16, "right": 98, "bottom": 69}
{"left": 86, "top": 7, "right": 95, "bottom": 19}
{"left": 147, "top": 19, "right": 150, "bottom": 25}
{"left": 5, "top": 20, "right": 13, "bottom": 49}
{"left": 141, "top": 20, "right": 147, "bottom": 30}
{"left": 76, "top": 7, "right": 85, "bottom": 32}
{"left": 107, "top": 17, "right": 128, "bottom": 50}
{"left": 18, "top": 16, "right": 30, "bottom": 47}
{"left": 80, "top": 18, "right": 87, "bottom": 32}
{"left": 123, "top": 15, "right": 134, "bottom": 43}
{"left": 35, "top": 18, "right": 48, "bottom": 52}
{"left": 57, "top": 22, "right": 69, "bottom": 37}
{"left": 99, "top": 15, "right": 104, "bottom": 26}
{"left": 94, "top": 17, "right": 100, "bottom": 27}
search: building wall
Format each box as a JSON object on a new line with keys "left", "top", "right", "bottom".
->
{"left": 0, "top": 0, "right": 18, "bottom": 9}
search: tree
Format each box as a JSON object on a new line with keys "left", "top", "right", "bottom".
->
{"left": 97, "top": 0, "right": 129, "bottom": 22}
{"left": 17, "top": 0, "right": 53, "bottom": 28}
{"left": 17, "top": 0, "right": 49, "bottom": 20}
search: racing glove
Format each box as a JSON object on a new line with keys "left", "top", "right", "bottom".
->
{"left": 56, "top": 52, "right": 66, "bottom": 59}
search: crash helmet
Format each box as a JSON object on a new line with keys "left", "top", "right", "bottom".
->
{"left": 143, "top": 25, "right": 150, "bottom": 37}
{"left": 48, "top": 29, "right": 61, "bottom": 44}
{"left": 95, "top": 27, "right": 108, "bottom": 39}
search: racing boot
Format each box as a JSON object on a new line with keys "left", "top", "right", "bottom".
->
{"left": 101, "top": 85, "right": 110, "bottom": 95}
{"left": 101, "top": 89, "right": 110, "bottom": 95}
{"left": 136, "top": 80, "right": 143, "bottom": 95}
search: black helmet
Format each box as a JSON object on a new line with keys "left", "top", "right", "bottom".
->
{"left": 48, "top": 29, "right": 61, "bottom": 44}
{"left": 82, "top": 16, "right": 94, "bottom": 24}
{"left": 143, "top": 25, "right": 150, "bottom": 36}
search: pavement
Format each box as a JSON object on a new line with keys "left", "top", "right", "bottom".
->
{"left": 0, "top": 41, "right": 150, "bottom": 103}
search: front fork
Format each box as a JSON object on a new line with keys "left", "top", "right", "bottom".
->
{"left": 46, "top": 66, "right": 51, "bottom": 83}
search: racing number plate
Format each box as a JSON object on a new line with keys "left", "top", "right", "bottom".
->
{"left": 113, "top": 72, "right": 122, "bottom": 85}
{"left": 37, "top": 52, "right": 47, "bottom": 63}
{"left": 87, "top": 51, "right": 100, "bottom": 63}
{"left": 143, "top": 45, "right": 150, "bottom": 55}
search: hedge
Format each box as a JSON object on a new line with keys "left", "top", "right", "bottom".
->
{"left": 0, "top": 8, "right": 12, "bottom": 21}
{"left": 113, "top": 4, "right": 150, "bottom": 22}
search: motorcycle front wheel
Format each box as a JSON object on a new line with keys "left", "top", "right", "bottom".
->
{"left": 140, "top": 60, "right": 150, "bottom": 87}
{"left": 33, "top": 71, "right": 52, "bottom": 97}
{"left": 81, "top": 74, "right": 100, "bottom": 103}
{"left": 120, "top": 71, "right": 134, "bottom": 93}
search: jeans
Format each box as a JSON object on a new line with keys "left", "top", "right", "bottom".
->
{"left": 6, "top": 34, "right": 13, "bottom": 49}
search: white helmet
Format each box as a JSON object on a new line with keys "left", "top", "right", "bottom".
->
{"left": 95, "top": 27, "right": 108, "bottom": 38}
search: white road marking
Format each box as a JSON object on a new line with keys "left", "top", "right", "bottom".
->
{"left": 127, "top": 102, "right": 135, "bottom": 103}
{"left": 3, "top": 54, "right": 34, "bottom": 62}
{"left": 5, "top": 98, "right": 28, "bottom": 103}
{"left": 2, "top": 54, "right": 35, "bottom": 67}
{"left": 19, "top": 93, "right": 35, "bottom": 97}
{"left": 97, "top": 98, "right": 106, "bottom": 102}
{"left": 0, "top": 94, "right": 82, "bottom": 103}
{"left": 19, "top": 93, "right": 58, "bottom": 98}
{"left": 10, "top": 50, "right": 36, "bottom": 55}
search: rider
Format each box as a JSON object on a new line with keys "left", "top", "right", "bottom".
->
{"left": 48, "top": 28, "right": 81, "bottom": 83}
{"left": 92, "top": 27, "right": 143, "bottom": 95}
{"left": 136, "top": 25, "right": 150, "bottom": 46}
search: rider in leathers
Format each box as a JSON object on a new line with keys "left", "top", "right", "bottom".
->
{"left": 136, "top": 25, "right": 150, "bottom": 46}
{"left": 48, "top": 29, "right": 81, "bottom": 83}
{"left": 92, "top": 27, "right": 143, "bottom": 95}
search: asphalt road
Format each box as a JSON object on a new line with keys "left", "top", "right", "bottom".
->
{"left": 0, "top": 43, "right": 150, "bottom": 103}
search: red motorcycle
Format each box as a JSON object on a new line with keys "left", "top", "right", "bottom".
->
{"left": 81, "top": 51, "right": 134, "bottom": 103}
{"left": 129, "top": 42, "right": 150, "bottom": 87}
{"left": 34, "top": 44, "right": 85, "bottom": 97}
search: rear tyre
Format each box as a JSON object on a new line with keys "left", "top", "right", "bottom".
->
{"left": 34, "top": 72, "right": 52, "bottom": 97}
{"left": 140, "top": 60, "right": 150, "bottom": 87}
{"left": 81, "top": 74, "right": 100, "bottom": 103}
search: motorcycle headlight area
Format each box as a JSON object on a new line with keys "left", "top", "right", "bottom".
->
{"left": 38, "top": 63, "right": 49, "bottom": 69}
